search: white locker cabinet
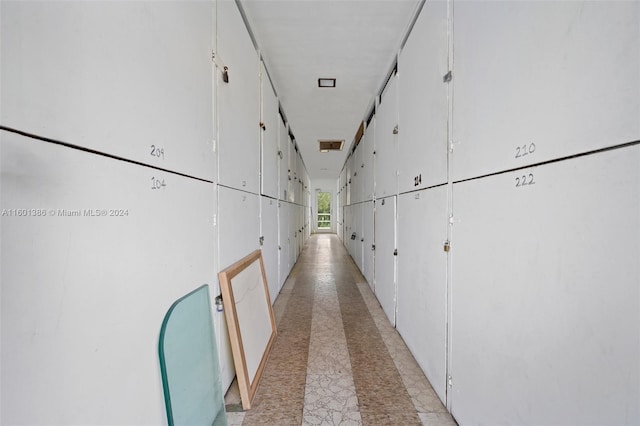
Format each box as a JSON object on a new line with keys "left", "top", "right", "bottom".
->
{"left": 217, "top": 0, "right": 260, "bottom": 193}
{"left": 362, "top": 200, "right": 375, "bottom": 290}
{"left": 452, "top": 1, "right": 640, "bottom": 182}
{"left": 362, "top": 122, "right": 375, "bottom": 202}
{"left": 351, "top": 141, "right": 364, "bottom": 204}
{"left": 346, "top": 152, "right": 355, "bottom": 206}
{"left": 396, "top": 186, "right": 448, "bottom": 403}
{"left": 1, "top": 132, "right": 215, "bottom": 425}
{"left": 217, "top": 185, "right": 260, "bottom": 389}
{"left": 261, "top": 196, "right": 279, "bottom": 304}
{"left": 295, "top": 152, "right": 303, "bottom": 203}
{"left": 278, "top": 116, "right": 290, "bottom": 201}
{"left": 397, "top": 0, "right": 448, "bottom": 194}
{"left": 450, "top": 146, "right": 640, "bottom": 425}
{"left": 288, "top": 202, "right": 298, "bottom": 269}
{"left": 343, "top": 204, "right": 353, "bottom": 252}
{"left": 1, "top": 1, "right": 216, "bottom": 181}
{"left": 278, "top": 201, "right": 291, "bottom": 288}
{"left": 261, "top": 62, "right": 279, "bottom": 199}
{"left": 374, "top": 75, "right": 399, "bottom": 199}
{"left": 373, "top": 195, "right": 397, "bottom": 326}
{"left": 353, "top": 202, "right": 364, "bottom": 272}
{"left": 217, "top": 187, "right": 260, "bottom": 273}
{"left": 288, "top": 139, "right": 296, "bottom": 203}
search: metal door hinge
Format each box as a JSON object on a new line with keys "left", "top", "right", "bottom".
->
{"left": 372, "top": 244, "right": 376, "bottom": 251}
{"left": 448, "top": 375, "right": 453, "bottom": 388}
{"left": 394, "top": 249, "right": 398, "bottom": 256}
{"left": 259, "top": 236, "right": 264, "bottom": 246}
{"left": 443, "top": 240, "right": 450, "bottom": 252}
{"left": 393, "top": 125, "right": 399, "bottom": 135}
{"left": 212, "top": 214, "right": 217, "bottom": 227}
{"left": 443, "top": 71, "right": 452, "bottom": 83}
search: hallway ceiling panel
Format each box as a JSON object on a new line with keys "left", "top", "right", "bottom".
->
{"left": 239, "top": 0, "right": 421, "bottom": 180}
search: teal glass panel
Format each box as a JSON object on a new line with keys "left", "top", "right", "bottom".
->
{"left": 159, "top": 285, "right": 227, "bottom": 426}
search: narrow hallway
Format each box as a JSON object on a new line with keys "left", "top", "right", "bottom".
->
{"left": 225, "top": 234, "right": 456, "bottom": 425}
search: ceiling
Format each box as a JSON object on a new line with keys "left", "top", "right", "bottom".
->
{"left": 238, "top": 0, "right": 423, "bottom": 180}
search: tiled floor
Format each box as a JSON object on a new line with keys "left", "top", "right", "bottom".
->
{"left": 225, "top": 234, "right": 457, "bottom": 426}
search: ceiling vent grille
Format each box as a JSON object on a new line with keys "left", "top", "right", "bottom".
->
{"left": 318, "top": 140, "right": 344, "bottom": 152}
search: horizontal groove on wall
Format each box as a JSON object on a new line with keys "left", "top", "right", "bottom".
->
{"left": 0, "top": 125, "right": 214, "bottom": 184}
{"left": 452, "top": 139, "right": 640, "bottom": 185}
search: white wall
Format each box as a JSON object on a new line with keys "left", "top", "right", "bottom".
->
{"left": 1, "top": 2, "right": 217, "bottom": 424}
{"left": 339, "top": 1, "right": 640, "bottom": 424}
{"left": 1, "top": 0, "right": 310, "bottom": 423}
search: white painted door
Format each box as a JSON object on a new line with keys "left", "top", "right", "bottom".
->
{"left": 260, "top": 62, "right": 279, "bottom": 199}
{"left": 362, "top": 200, "right": 375, "bottom": 290}
{"left": 260, "top": 196, "right": 279, "bottom": 304}
{"left": 217, "top": 0, "right": 260, "bottom": 193}
{"left": 278, "top": 116, "right": 290, "bottom": 201}
{"left": 397, "top": 186, "right": 448, "bottom": 403}
{"left": 362, "top": 122, "right": 375, "bottom": 202}
{"left": 449, "top": 146, "right": 640, "bottom": 425}
{"left": 1, "top": 132, "right": 215, "bottom": 425}
{"left": 1, "top": 1, "right": 216, "bottom": 181}
{"left": 278, "top": 201, "right": 291, "bottom": 287}
{"left": 397, "top": 0, "right": 448, "bottom": 193}
{"left": 217, "top": 186, "right": 260, "bottom": 389}
{"left": 452, "top": 1, "right": 640, "bottom": 182}
{"left": 374, "top": 75, "right": 398, "bottom": 199}
{"left": 373, "top": 195, "right": 397, "bottom": 325}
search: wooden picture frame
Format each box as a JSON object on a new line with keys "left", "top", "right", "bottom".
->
{"left": 218, "top": 250, "right": 277, "bottom": 410}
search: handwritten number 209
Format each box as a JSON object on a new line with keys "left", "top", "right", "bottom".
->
{"left": 515, "top": 173, "right": 535, "bottom": 187}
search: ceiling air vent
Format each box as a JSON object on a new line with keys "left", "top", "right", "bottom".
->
{"left": 319, "top": 139, "right": 344, "bottom": 153}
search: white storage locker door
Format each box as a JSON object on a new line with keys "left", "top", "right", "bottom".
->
{"left": 452, "top": 1, "right": 640, "bottom": 182}
{"left": 373, "top": 195, "right": 397, "bottom": 326}
{"left": 0, "top": 1, "right": 215, "bottom": 181}
{"left": 374, "top": 75, "right": 399, "bottom": 199}
{"left": 346, "top": 152, "right": 355, "bottom": 206}
{"left": 217, "top": 0, "right": 260, "bottom": 193}
{"left": 450, "top": 146, "right": 640, "bottom": 425}
{"left": 294, "top": 203, "right": 300, "bottom": 261}
{"left": 362, "top": 122, "right": 375, "bottom": 202}
{"left": 278, "top": 116, "right": 289, "bottom": 201}
{"left": 278, "top": 201, "right": 291, "bottom": 287}
{"left": 351, "top": 142, "right": 364, "bottom": 204}
{"left": 288, "top": 140, "right": 296, "bottom": 203}
{"left": 396, "top": 186, "right": 448, "bottom": 403}
{"left": 354, "top": 202, "right": 364, "bottom": 272}
{"left": 288, "top": 202, "right": 298, "bottom": 266}
{"left": 362, "top": 200, "right": 375, "bottom": 290}
{"left": 260, "top": 196, "right": 279, "bottom": 304}
{"left": 217, "top": 185, "right": 260, "bottom": 389}
{"left": 261, "top": 62, "right": 279, "bottom": 199}
{"left": 397, "top": 0, "right": 448, "bottom": 194}
{"left": 295, "top": 152, "right": 303, "bottom": 203}
{"left": 347, "top": 203, "right": 355, "bottom": 257}
{"left": 343, "top": 205, "right": 351, "bottom": 250}
{"left": 1, "top": 132, "right": 215, "bottom": 425}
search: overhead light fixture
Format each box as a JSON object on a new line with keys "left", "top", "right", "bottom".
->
{"left": 318, "top": 78, "right": 336, "bottom": 88}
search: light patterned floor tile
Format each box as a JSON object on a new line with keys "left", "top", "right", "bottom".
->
{"left": 355, "top": 282, "right": 450, "bottom": 415}
{"left": 419, "top": 412, "right": 458, "bottom": 426}
{"left": 303, "top": 373, "right": 360, "bottom": 422}
{"left": 225, "top": 411, "right": 245, "bottom": 426}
